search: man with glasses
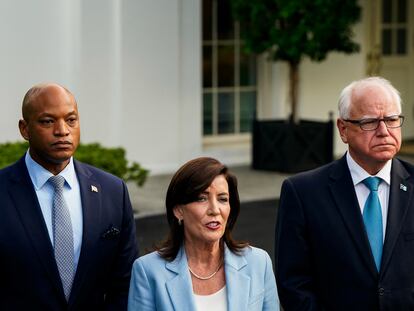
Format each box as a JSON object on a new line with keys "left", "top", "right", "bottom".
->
{"left": 275, "top": 77, "right": 413, "bottom": 309}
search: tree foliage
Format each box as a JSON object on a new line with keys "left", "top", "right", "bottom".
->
{"left": 231, "top": 0, "right": 361, "bottom": 120}
{"left": 232, "top": 0, "right": 361, "bottom": 64}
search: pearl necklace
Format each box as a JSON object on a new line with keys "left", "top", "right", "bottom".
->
{"left": 188, "top": 261, "right": 223, "bottom": 280}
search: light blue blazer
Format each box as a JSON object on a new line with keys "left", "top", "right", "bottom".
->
{"left": 128, "top": 244, "right": 279, "bottom": 311}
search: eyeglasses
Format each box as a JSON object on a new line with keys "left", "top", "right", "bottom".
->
{"left": 343, "top": 115, "right": 404, "bottom": 131}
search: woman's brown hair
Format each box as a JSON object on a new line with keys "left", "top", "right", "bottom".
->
{"left": 157, "top": 157, "right": 248, "bottom": 261}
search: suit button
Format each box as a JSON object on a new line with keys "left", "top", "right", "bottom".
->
{"left": 378, "top": 288, "right": 385, "bottom": 296}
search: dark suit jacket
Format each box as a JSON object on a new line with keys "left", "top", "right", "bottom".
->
{"left": 275, "top": 155, "right": 414, "bottom": 311}
{"left": 0, "top": 156, "right": 138, "bottom": 311}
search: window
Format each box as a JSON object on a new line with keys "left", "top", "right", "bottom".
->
{"left": 381, "top": 0, "right": 408, "bottom": 55}
{"left": 202, "top": 0, "right": 257, "bottom": 137}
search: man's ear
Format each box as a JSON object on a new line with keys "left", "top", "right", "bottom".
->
{"left": 173, "top": 205, "right": 184, "bottom": 221}
{"left": 337, "top": 118, "right": 348, "bottom": 144}
{"left": 18, "top": 119, "right": 29, "bottom": 141}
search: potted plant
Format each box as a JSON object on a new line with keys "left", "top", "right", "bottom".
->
{"left": 231, "top": 0, "right": 361, "bottom": 172}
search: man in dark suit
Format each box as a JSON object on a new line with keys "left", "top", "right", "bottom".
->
{"left": 0, "top": 83, "right": 138, "bottom": 310}
{"left": 275, "top": 77, "right": 413, "bottom": 310}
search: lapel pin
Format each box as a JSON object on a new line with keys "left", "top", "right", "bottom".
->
{"left": 91, "top": 185, "right": 99, "bottom": 193}
{"left": 400, "top": 184, "right": 407, "bottom": 192}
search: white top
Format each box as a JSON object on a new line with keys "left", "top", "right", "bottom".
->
{"left": 194, "top": 286, "right": 228, "bottom": 311}
{"left": 346, "top": 152, "right": 391, "bottom": 241}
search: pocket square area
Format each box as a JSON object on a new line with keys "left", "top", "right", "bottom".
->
{"left": 102, "top": 226, "right": 120, "bottom": 239}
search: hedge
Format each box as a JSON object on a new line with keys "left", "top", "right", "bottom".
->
{"left": 0, "top": 141, "right": 148, "bottom": 187}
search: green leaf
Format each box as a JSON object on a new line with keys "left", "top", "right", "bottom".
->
{"left": 0, "top": 141, "right": 149, "bottom": 187}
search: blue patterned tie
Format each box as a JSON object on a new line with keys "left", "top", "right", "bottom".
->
{"left": 362, "top": 177, "right": 383, "bottom": 272}
{"left": 49, "top": 175, "right": 75, "bottom": 301}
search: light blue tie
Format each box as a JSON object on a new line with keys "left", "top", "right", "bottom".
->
{"left": 362, "top": 177, "right": 383, "bottom": 272}
{"left": 49, "top": 175, "right": 75, "bottom": 301}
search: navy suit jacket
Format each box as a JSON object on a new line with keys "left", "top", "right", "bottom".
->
{"left": 0, "top": 156, "right": 138, "bottom": 311}
{"left": 275, "top": 155, "right": 414, "bottom": 310}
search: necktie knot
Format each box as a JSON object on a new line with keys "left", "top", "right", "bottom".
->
{"left": 49, "top": 175, "right": 65, "bottom": 191}
{"left": 363, "top": 176, "right": 381, "bottom": 192}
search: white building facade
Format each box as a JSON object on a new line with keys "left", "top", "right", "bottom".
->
{"left": 0, "top": 0, "right": 413, "bottom": 174}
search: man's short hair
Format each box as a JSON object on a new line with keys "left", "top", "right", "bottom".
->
{"left": 338, "top": 76, "right": 401, "bottom": 119}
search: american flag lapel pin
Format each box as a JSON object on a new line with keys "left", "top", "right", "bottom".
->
{"left": 400, "top": 184, "right": 407, "bottom": 192}
{"left": 91, "top": 185, "right": 99, "bottom": 193}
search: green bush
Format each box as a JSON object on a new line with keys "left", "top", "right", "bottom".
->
{"left": 0, "top": 142, "right": 29, "bottom": 168}
{"left": 0, "top": 141, "right": 148, "bottom": 187}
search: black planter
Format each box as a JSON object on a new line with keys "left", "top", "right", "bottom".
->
{"left": 252, "top": 119, "right": 334, "bottom": 173}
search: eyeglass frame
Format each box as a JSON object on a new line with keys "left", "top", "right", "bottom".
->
{"left": 342, "top": 115, "right": 404, "bottom": 131}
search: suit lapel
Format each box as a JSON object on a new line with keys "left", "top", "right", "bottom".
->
{"left": 165, "top": 246, "right": 251, "bottom": 311}
{"left": 224, "top": 246, "right": 250, "bottom": 311}
{"left": 68, "top": 161, "right": 102, "bottom": 304}
{"left": 328, "top": 156, "right": 378, "bottom": 278}
{"left": 8, "top": 157, "right": 65, "bottom": 300}
{"left": 165, "top": 247, "right": 197, "bottom": 311}
{"left": 380, "top": 159, "right": 412, "bottom": 276}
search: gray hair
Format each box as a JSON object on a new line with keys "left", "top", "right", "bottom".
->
{"left": 338, "top": 76, "right": 401, "bottom": 119}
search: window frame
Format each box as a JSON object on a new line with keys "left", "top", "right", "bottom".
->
{"left": 202, "top": 0, "right": 257, "bottom": 142}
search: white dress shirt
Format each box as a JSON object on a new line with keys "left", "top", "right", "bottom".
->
{"left": 346, "top": 152, "right": 391, "bottom": 241}
{"left": 25, "top": 151, "right": 83, "bottom": 269}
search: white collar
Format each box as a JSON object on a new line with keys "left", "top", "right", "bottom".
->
{"left": 346, "top": 151, "right": 391, "bottom": 186}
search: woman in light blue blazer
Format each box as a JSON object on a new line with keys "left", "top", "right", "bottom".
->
{"left": 128, "top": 157, "right": 279, "bottom": 311}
